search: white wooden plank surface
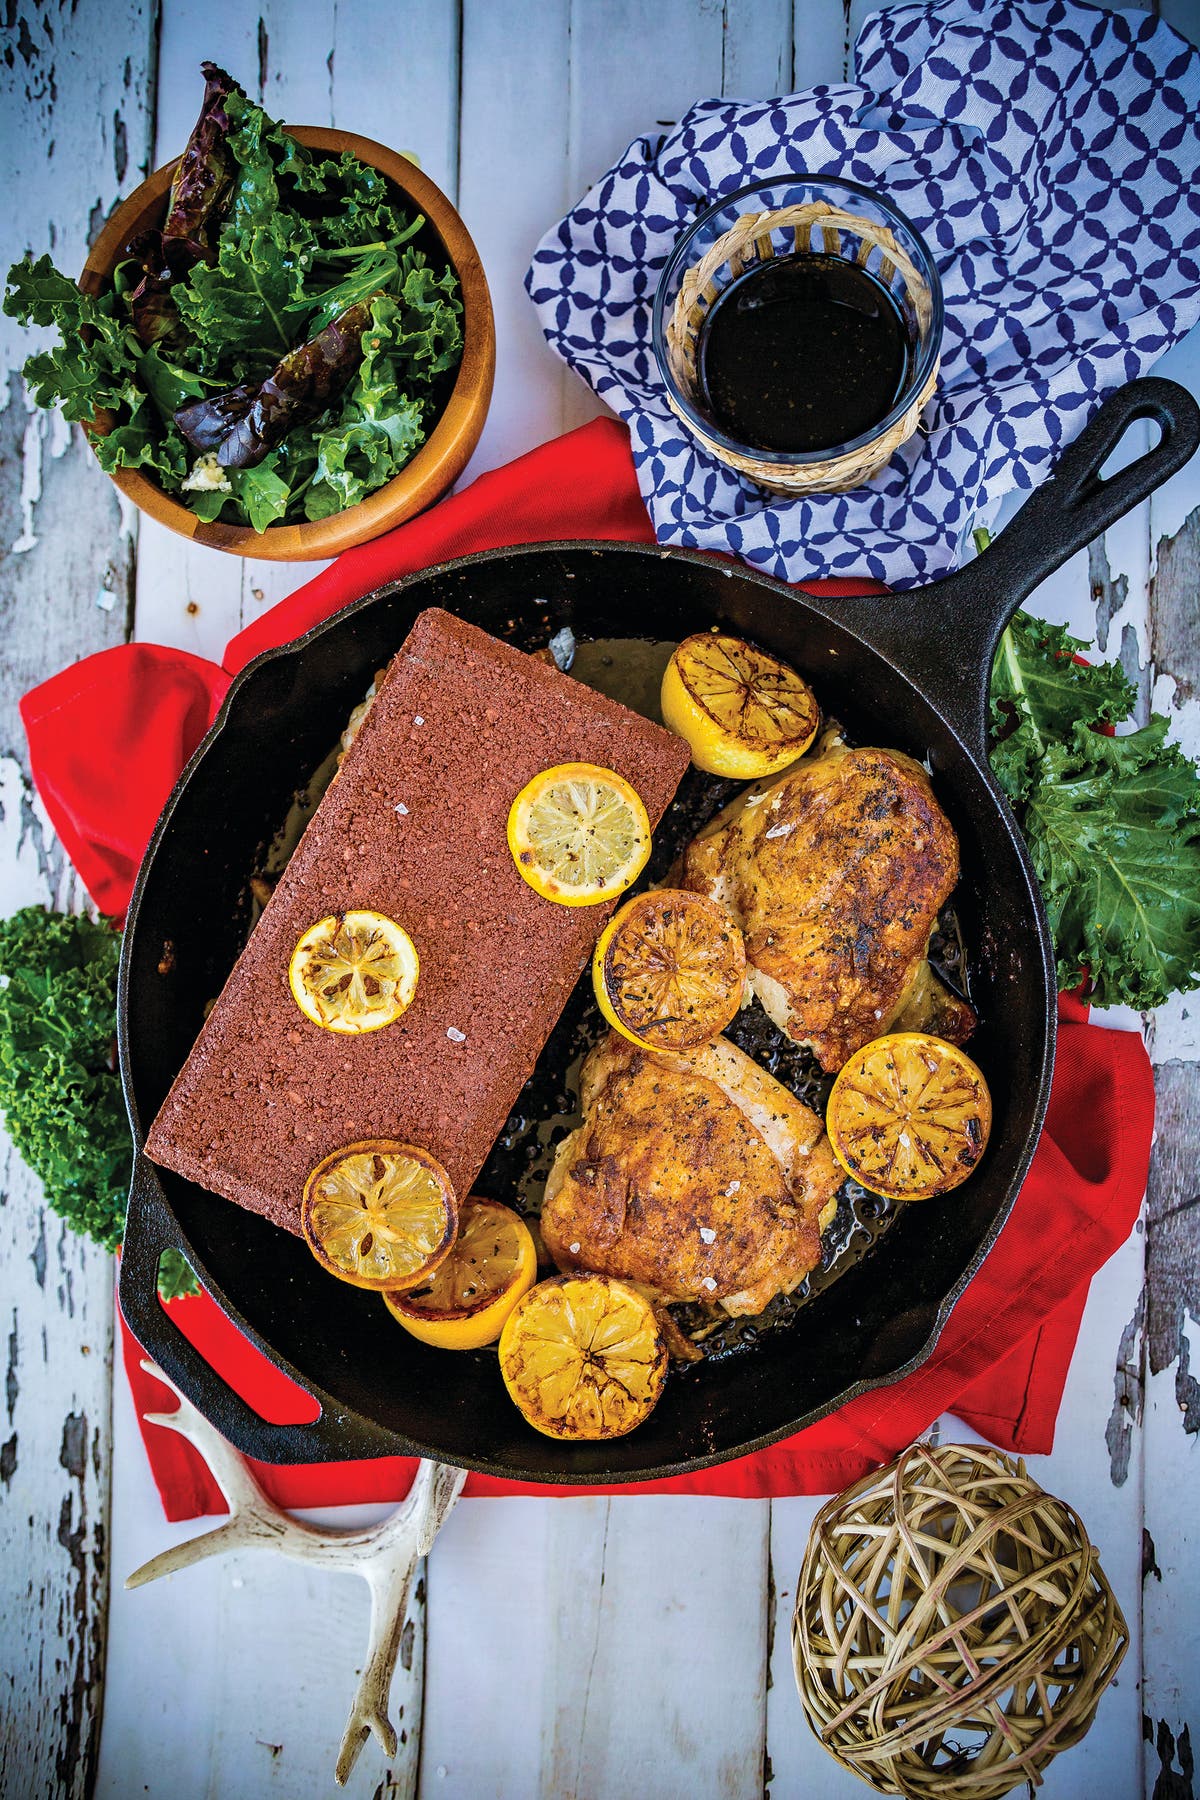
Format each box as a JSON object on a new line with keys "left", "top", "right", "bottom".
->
{"left": 0, "top": 5, "right": 156, "bottom": 1795}
{"left": 458, "top": 0, "right": 575, "bottom": 480}
{"left": 97, "top": 1369, "right": 420, "bottom": 1800}
{"left": 1135, "top": 317, "right": 1200, "bottom": 1800}
{"left": 3, "top": 2, "right": 1198, "bottom": 1796}
{"left": 421, "top": 1496, "right": 771, "bottom": 1798}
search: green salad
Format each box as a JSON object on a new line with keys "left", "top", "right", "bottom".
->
{"left": 4, "top": 62, "right": 463, "bottom": 534}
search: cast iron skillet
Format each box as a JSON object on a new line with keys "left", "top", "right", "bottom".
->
{"left": 118, "top": 378, "right": 1199, "bottom": 1482}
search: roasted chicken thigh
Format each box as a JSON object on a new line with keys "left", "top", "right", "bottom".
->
{"left": 682, "top": 739, "right": 974, "bottom": 1072}
{"left": 542, "top": 1032, "right": 841, "bottom": 1316}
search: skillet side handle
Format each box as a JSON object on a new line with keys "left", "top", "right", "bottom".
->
{"left": 119, "top": 1155, "right": 400, "bottom": 1465}
{"left": 815, "top": 377, "right": 1200, "bottom": 761}
{"left": 963, "top": 375, "right": 1200, "bottom": 628}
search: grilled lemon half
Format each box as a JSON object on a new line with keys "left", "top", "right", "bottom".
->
{"left": 384, "top": 1199, "right": 537, "bottom": 1350}
{"left": 302, "top": 1140, "right": 457, "bottom": 1291}
{"left": 661, "top": 632, "right": 820, "bottom": 777}
{"left": 498, "top": 1274, "right": 668, "bottom": 1440}
{"left": 288, "top": 911, "right": 418, "bottom": 1034}
{"left": 826, "top": 1033, "right": 992, "bottom": 1201}
{"left": 593, "top": 888, "right": 746, "bottom": 1052}
{"left": 507, "top": 762, "right": 652, "bottom": 906}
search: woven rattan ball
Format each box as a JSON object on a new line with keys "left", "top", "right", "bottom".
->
{"left": 663, "top": 201, "right": 938, "bottom": 494}
{"left": 792, "top": 1442, "right": 1128, "bottom": 1800}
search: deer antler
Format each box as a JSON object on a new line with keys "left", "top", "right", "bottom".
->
{"left": 127, "top": 1360, "right": 466, "bottom": 1785}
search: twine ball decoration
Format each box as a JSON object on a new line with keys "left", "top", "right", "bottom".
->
{"left": 663, "top": 202, "right": 938, "bottom": 495}
{"left": 792, "top": 1442, "right": 1128, "bottom": 1800}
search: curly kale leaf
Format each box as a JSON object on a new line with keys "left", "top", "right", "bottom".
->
{"left": 304, "top": 290, "right": 431, "bottom": 518}
{"left": 1023, "top": 718, "right": 1200, "bottom": 1008}
{"left": 173, "top": 223, "right": 308, "bottom": 379}
{"left": 0, "top": 908, "right": 197, "bottom": 1300}
{"left": 5, "top": 254, "right": 144, "bottom": 423}
{"left": 990, "top": 610, "right": 1136, "bottom": 805}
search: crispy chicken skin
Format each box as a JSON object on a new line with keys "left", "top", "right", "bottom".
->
{"left": 542, "top": 1032, "right": 841, "bottom": 1317}
{"left": 681, "top": 742, "right": 974, "bottom": 1072}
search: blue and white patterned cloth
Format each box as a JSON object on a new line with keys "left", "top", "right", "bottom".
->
{"left": 527, "top": 0, "right": 1200, "bottom": 587}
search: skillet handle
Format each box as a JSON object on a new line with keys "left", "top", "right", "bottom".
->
{"left": 808, "top": 376, "right": 1200, "bottom": 760}
{"left": 119, "top": 1155, "right": 403, "bottom": 1465}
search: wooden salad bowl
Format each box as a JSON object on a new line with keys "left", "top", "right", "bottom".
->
{"left": 80, "top": 127, "right": 495, "bottom": 560}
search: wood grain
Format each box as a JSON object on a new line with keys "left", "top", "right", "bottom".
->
{"left": 0, "top": 4, "right": 157, "bottom": 1795}
{"left": 1140, "top": 315, "right": 1200, "bottom": 1789}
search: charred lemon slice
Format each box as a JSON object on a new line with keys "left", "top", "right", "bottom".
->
{"left": 826, "top": 1033, "right": 992, "bottom": 1202}
{"left": 507, "top": 763, "right": 652, "bottom": 906}
{"left": 661, "top": 632, "right": 820, "bottom": 777}
{"left": 383, "top": 1198, "right": 537, "bottom": 1349}
{"left": 302, "top": 1140, "right": 457, "bottom": 1291}
{"left": 498, "top": 1275, "right": 668, "bottom": 1440}
{"left": 288, "top": 911, "right": 418, "bottom": 1034}
{"left": 593, "top": 888, "right": 746, "bottom": 1051}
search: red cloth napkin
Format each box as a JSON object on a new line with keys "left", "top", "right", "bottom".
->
{"left": 22, "top": 418, "right": 1154, "bottom": 1518}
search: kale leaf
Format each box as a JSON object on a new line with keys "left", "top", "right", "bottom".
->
{"left": 0, "top": 908, "right": 197, "bottom": 1300}
{"left": 6, "top": 255, "right": 144, "bottom": 422}
{"left": 1024, "top": 719, "right": 1200, "bottom": 1006}
{"left": 990, "top": 612, "right": 1200, "bottom": 1009}
{"left": 990, "top": 611, "right": 1135, "bottom": 803}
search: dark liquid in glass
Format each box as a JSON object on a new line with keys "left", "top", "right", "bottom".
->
{"left": 698, "top": 252, "right": 912, "bottom": 454}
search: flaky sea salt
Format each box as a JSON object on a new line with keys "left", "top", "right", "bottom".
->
{"left": 393, "top": 801, "right": 409, "bottom": 815}
{"left": 446, "top": 1026, "right": 466, "bottom": 1043}
{"left": 701, "top": 1276, "right": 717, "bottom": 1292}
{"left": 764, "top": 823, "right": 791, "bottom": 839}
{"left": 699, "top": 1226, "right": 716, "bottom": 1245}
{"left": 569, "top": 1241, "right": 581, "bottom": 1254}
{"left": 725, "top": 1180, "right": 740, "bottom": 1195}
{"left": 548, "top": 625, "right": 576, "bottom": 671}
{"left": 414, "top": 715, "right": 424, "bottom": 726}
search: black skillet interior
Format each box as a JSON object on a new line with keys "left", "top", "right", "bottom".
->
{"left": 118, "top": 377, "right": 1200, "bottom": 1481}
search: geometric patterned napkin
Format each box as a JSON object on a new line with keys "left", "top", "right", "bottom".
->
{"left": 528, "top": 0, "right": 1200, "bottom": 586}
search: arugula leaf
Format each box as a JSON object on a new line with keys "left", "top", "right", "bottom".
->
{"left": 186, "top": 484, "right": 233, "bottom": 524}
{"left": 1023, "top": 718, "right": 1200, "bottom": 1007}
{"left": 137, "top": 344, "right": 210, "bottom": 419}
{"left": 990, "top": 610, "right": 1135, "bottom": 803}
